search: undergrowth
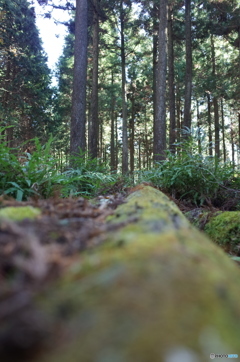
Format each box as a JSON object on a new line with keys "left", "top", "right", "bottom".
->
{"left": 138, "top": 130, "right": 240, "bottom": 209}
{"left": 1, "top": 127, "right": 239, "bottom": 207}
{"left": 0, "top": 129, "right": 119, "bottom": 200}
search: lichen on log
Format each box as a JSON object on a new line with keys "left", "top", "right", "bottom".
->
{"left": 31, "top": 186, "right": 240, "bottom": 361}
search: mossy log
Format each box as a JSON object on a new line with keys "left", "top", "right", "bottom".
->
{"left": 185, "top": 209, "right": 240, "bottom": 254}
{"left": 29, "top": 186, "right": 240, "bottom": 361}
{"left": 0, "top": 206, "right": 41, "bottom": 221}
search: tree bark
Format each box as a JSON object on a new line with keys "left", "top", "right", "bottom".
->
{"left": 120, "top": 0, "right": 128, "bottom": 174}
{"left": 110, "top": 71, "right": 116, "bottom": 171}
{"left": 210, "top": 35, "right": 220, "bottom": 159}
{"left": 130, "top": 92, "right": 135, "bottom": 174}
{"left": 152, "top": 4, "right": 158, "bottom": 124}
{"left": 115, "top": 111, "right": 119, "bottom": 169}
{"left": 207, "top": 92, "right": 213, "bottom": 156}
{"left": 176, "top": 84, "right": 181, "bottom": 150}
{"left": 183, "top": 0, "right": 192, "bottom": 131}
{"left": 196, "top": 100, "right": 202, "bottom": 154}
{"left": 89, "top": 0, "right": 99, "bottom": 159}
{"left": 154, "top": 0, "right": 168, "bottom": 162}
{"left": 238, "top": 112, "right": 240, "bottom": 150}
{"left": 231, "top": 119, "right": 235, "bottom": 166}
{"left": 70, "top": 0, "right": 88, "bottom": 156}
{"left": 221, "top": 98, "right": 226, "bottom": 162}
{"left": 213, "top": 96, "right": 220, "bottom": 159}
{"left": 168, "top": 4, "right": 176, "bottom": 153}
{"left": 138, "top": 140, "right": 141, "bottom": 169}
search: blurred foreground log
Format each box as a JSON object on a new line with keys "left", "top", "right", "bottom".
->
{"left": 3, "top": 185, "right": 240, "bottom": 362}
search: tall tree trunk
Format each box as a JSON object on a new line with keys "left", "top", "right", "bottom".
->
{"left": 154, "top": 0, "right": 168, "bottom": 162}
{"left": 207, "top": 93, "right": 213, "bottom": 156}
{"left": 221, "top": 98, "right": 226, "bottom": 163}
{"left": 89, "top": 1, "right": 99, "bottom": 159}
{"left": 115, "top": 113, "right": 119, "bottom": 170}
{"left": 1, "top": 56, "right": 11, "bottom": 143}
{"left": 183, "top": 0, "right": 192, "bottom": 131}
{"left": 213, "top": 97, "right": 220, "bottom": 159}
{"left": 210, "top": 35, "right": 220, "bottom": 159}
{"left": 138, "top": 140, "right": 141, "bottom": 169}
{"left": 168, "top": 4, "right": 176, "bottom": 153}
{"left": 152, "top": 4, "right": 158, "bottom": 124}
{"left": 99, "top": 119, "right": 103, "bottom": 158}
{"left": 87, "top": 85, "right": 91, "bottom": 151}
{"left": 144, "top": 115, "right": 149, "bottom": 169}
{"left": 176, "top": 84, "right": 181, "bottom": 150}
{"left": 196, "top": 100, "right": 202, "bottom": 154}
{"left": 6, "top": 126, "right": 14, "bottom": 148}
{"left": 238, "top": 112, "right": 240, "bottom": 150}
{"left": 130, "top": 93, "right": 135, "bottom": 174}
{"left": 70, "top": 0, "right": 88, "bottom": 156}
{"left": 231, "top": 120, "right": 235, "bottom": 167}
{"left": 120, "top": 0, "right": 128, "bottom": 174}
{"left": 110, "top": 72, "right": 116, "bottom": 171}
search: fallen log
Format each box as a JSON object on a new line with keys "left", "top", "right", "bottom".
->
{"left": 186, "top": 209, "right": 240, "bottom": 255}
{"left": 4, "top": 185, "right": 240, "bottom": 362}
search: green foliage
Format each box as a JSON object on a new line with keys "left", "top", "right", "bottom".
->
{"left": 0, "top": 131, "right": 120, "bottom": 200}
{"left": 0, "top": 0, "right": 52, "bottom": 143}
{"left": 18, "top": 136, "right": 60, "bottom": 199}
{"left": 59, "top": 169, "right": 117, "bottom": 197}
{"left": 59, "top": 152, "right": 118, "bottom": 197}
{"left": 0, "top": 131, "right": 59, "bottom": 200}
{"left": 0, "top": 127, "right": 23, "bottom": 200}
{"left": 139, "top": 129, "right": 239, "bottom": 206}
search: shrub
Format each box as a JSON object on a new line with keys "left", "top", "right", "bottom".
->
{"left": 0, "top": 134, "right": 120, "bottom": 200}
{"left": 139, "top": 129, "right": 238, "bottom": 206}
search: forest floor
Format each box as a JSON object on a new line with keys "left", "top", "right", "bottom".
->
{"left": 0, "top": 188, "right": 232, "bottom": 360}
{"left": 0, "top": 188, "right": 223, "bottom": 291}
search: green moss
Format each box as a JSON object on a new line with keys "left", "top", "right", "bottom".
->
{"left": 204, "top": 211, "right": 240, "bottom": 254}
{"left": 35, "top": 186, "right": 240, "bottom": 362}
{"left": 0, "top": 205, "right": 41, "bottom": 221}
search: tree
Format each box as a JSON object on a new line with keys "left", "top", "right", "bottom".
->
{"left": 120, "top": 0, "right": 129, "bottom": 173}
{"left": 70, "top": 0, "right": 88, "bottom": 156}
{"left": 88, "top": 0, "right": 100, "bottom": 159}
{"left": 154, "top": 0, "right": 168, "bottom": 161}
{"left": 168, "top": 1, "right": 176, "bottom": 152}
{"left": 183, "top": 0, "right": 192, "bottom": 131}
{"left": 0, "top": 0, "right": 51, "bottom": 146}
{"left": 52, "top": 0, "right": 240, "bottom": 170}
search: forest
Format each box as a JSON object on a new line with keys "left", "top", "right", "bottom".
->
{"left": 1, "top": 0, "right": 240, "bottom": 361}
{"left": 0, "top": 0, "right": 239, "bottom": 204}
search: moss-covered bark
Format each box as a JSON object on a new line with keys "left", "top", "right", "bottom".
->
{"left": 204, "top": 211, "right": 240, "bottom": 254}
{"left": 0, "top": 206, "right": 41, "bottom": 221}
{"left": 29, "top": 186, "right": 240, "bottom": 361}
{"left": 185, "top": 209, "right": 240, "bottom": 254}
